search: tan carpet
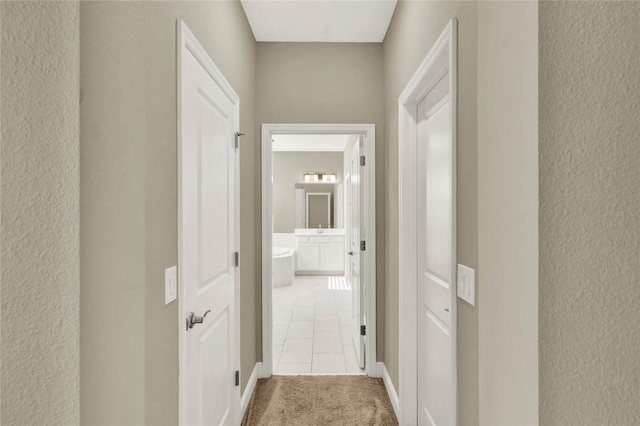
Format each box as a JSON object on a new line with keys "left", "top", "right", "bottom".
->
{"left": 242, "top": 375, "right": 398, "bottom": 426}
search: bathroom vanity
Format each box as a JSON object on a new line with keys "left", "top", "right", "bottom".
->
{"left": 294, "top": 228, "right": 345, "bottom": 274}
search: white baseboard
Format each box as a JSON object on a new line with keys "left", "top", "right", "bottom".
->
{"left": 257, "top": 361, "right": 269, "bottom": 378}
{"left": 379, "top": 362, "right": 400, "bottom": 421}
{"left": 241, "top": 362, "right": 262, "bottom": 418}
{"left": 374, "top": 361, "right": 384, "bottom": 378}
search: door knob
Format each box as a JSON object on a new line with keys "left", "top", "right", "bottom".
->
{"left": 186, "top": 310, "right": 211, "bottom": 330}
{"left": 348, "top": 251, "right": 355, "bottom": 256}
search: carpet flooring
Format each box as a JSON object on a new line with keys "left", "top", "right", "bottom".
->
{"left": 242, "top": 375, "right": 398, "bottom": 426}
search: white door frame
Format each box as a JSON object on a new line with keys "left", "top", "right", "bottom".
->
{"left": 177, "top": 20, "right": 241, "bottom": 424}
{"left": 398, "top": 19, "right": 458, "bottom": 425}
{"left": 261, "top": 123, "right": 377, "bottom": 378}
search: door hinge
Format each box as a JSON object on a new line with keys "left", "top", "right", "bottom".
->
{"left": 360, "top": 240, "right": 366, "bottom": 251}
{"left": 235, "top": 370, "right": 240, "bottom": 386}
{"left": 234, "top": 252, "right": 239, "bottom": 267}
{"left": 234, "top": 132, "right": 245, "bottom": 150}
{"left": 360, "top": 325, "right": 366, "bottom": 336}
{"left": 360, "top": 155, "right": 366, "bottom": 166}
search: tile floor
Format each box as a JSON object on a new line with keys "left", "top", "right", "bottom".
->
{"left": 272, "top": 275, "right": 365, "bottom": 375}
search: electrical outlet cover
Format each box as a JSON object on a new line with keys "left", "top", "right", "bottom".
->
{"left": 165, "top": 266, "right": 177, "bottom": 305}
{"left": 457, "top": 264, "right": 475, "bottom": 306}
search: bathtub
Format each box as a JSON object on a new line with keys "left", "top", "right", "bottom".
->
{"left": 272, "top": 247, "right": 294, "bottom": 288}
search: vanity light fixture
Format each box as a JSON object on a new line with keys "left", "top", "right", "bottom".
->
{"left": 321, "top": 173, "right": 337, "bottom": 182}
{"left": 303, "top": 172, "right": 336, "bottom": 183}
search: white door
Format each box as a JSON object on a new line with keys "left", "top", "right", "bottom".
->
{"left": 348, "top": 141, "right": 365, "bottom": 368}
{"left": 179, "top": 23, "right": 239, "bottom": 426}
{"left": 417, "top": 94, "right": 455, "bottom": 425}
{"left": 345, "top": 173, "right": 352, "bottom": 278}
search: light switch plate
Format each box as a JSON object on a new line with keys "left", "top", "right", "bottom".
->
{"left": 457, "top": 264, "right": 475, "bottom": 306}
{"left": 165, "top": 266, "right": 177, "bottom": 305}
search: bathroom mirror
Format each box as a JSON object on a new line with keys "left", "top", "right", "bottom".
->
{"left": 306, "top": 193, "right": 331, "bottom": 228}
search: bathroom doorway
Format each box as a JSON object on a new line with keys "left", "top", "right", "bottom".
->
{"left": 261, "top": 124, "right": 377, "bottom": 378}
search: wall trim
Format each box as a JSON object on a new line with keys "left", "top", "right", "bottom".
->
{"left": 398, "top": 18, "right": 458, "bottom": 425}
{"left": 375, "top": 361, "right": 384, "bottom": 378}
{"left": 257, "top": 361, "right": 269, "bottom": 379}
{"left": 177, "top": 19, "right": 241, "bottom": 424}
{"left": 379, "top": 362, "right": 400, "bottom": 421}
{"left": 261, "top": 123, "right": 378, "bottom": 378}
{"left": 240, "top": 362, "right": 262, "bottom": 419}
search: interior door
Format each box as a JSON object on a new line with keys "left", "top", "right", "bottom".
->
{"left": 417, "top": 93, "right": 455, "bottom": 425}
{"left": 179, "top": 34, "right": 238, "bottom": 426}
{"left": 348, "top": 141, "right": 365, "bottom": 368}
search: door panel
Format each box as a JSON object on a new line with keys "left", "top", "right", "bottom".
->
{"left": 198, "top": 94, "right": 231, "bottom": 286}
{"left": 417, "top": 97, "right": 453, "bottom": 426}
{"left": 200, "top": 310, "right": 231, "bottom": 424}
{"left": 180, "top": 40, "right": 237, "bottom": 426}
{"left": 418, "top": 308, "right": 452, "bottom": 425}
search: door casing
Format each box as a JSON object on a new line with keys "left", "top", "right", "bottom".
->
{"left": 260, "top": 123, "right": 377, "bottom": 378}
{"left": 177, "top": 19, "right": 241, "bottom": 425}
{"left": 347, "top": 140, "right": 365, "bottom": 368}
{"left": 398, "top": 19, "right": 458, "bottom": 425}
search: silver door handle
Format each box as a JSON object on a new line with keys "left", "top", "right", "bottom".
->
{"left": 348, "top": 251, "right": 355, "bottom": 256}
{"left": 186, "top": 310, "right": 211, "bottom": 330}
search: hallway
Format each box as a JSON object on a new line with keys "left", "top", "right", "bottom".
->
{"left": 4, "top": 0, "right": 639, "bottom": 424}
{"left": 273, "top": 275, "right": 364, "bottom": 375}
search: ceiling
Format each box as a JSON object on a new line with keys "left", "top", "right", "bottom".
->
{"left": 240, "top": 0, "right": 398, "bottom": 43}
{"left": 272, "top": 134, "right": 352, "bottom": 151}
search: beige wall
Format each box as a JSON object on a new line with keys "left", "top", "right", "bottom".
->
{"left": 382, "top": 2, "right": 479, "bottom": 424}
{"left": 256, "top": 43, "right": 386, "bottom": 359}
{"left": 539, "top": 2, "right": 640, "bottom": 424}
{"left": 81, "top": 4, "right": 146, "bottom": 423}
{"left": 273, "top": 152, "right": 343, "bottom": 233}
{"left": 80, "top": 2, "right": 257, "bottom": 424}
{"left": 477, "top": 2, "right": 539, "bottom": 424}
{"left": 1, "top": 2, "right": 80, "bottom": 424}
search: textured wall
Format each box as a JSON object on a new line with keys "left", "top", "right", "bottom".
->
{"left": 256, "top": 42, "right": 385, "bottom": 361}
{"left": 81, "top": 2, "right": 257, "bottom": 424}
{"left": 539, "top": 2, "right": 640, "bottom": 424}
{"left": 382, "top": 2, "right": 479, "bottom": 424}
{"left": 1, "top": 1, "right": 80, "bottom": 424}
{"left": 477, "top": 2, "right": 539, "bottom": 424}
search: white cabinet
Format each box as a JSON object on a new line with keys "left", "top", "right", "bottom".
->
{"left": 320, "top": 243, "right": 345, "bottom": 271}
{"left": 295, "top": 234, "right": 345, "bottom": 274}
{"left": 296, "top": 243, "right": 320, "bottom": 271}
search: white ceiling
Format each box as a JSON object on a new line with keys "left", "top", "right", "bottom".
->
{"left": 240, "top": 0, "right": 398, "bottom": 43}
{"left": 272, "top": 134, "right": 352, "bottom": 151}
